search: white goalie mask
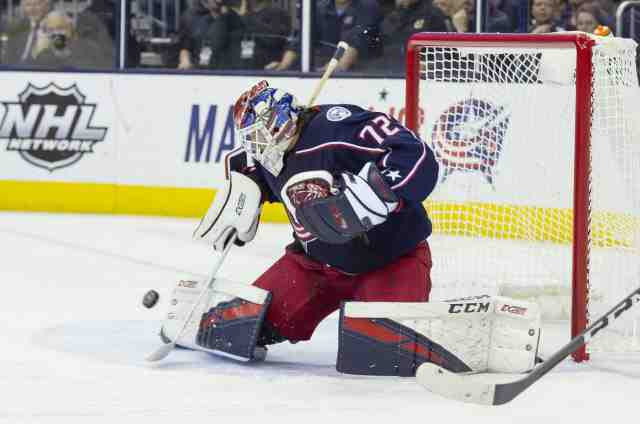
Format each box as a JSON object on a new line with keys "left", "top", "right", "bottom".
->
{"left": 233, "top": 80, "right": 302, "bottom": 176}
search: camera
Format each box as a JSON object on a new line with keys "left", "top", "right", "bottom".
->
{"left": 49, "top": 31, "right": 68, "bottom": 50}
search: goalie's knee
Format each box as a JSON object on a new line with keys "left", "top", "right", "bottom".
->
{"left": 160, "top": 278, "right": 273, "bottom": 361}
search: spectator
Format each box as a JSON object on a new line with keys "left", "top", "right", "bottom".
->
{"left": 75, "top": 0, "right": 116, "bottom": 68}
{"left": 494, "top": 0, "right": 528, "bottom": 32}
{"left": 433, "top": 0, "right": 466, "bottom": 31}
{"left": 574, "top": 3, "right": 608, "bottom": 33}
{"left": 564, "top": 0, "right": 613, "bottom": 30}
{"left": 177, "top": 0, "right": 209, "bottom": 28}
{"left": 433, "top": 0, "right": 462, "bottom": 17}
{"left": 596, "top": 0, "right": 617, "bottom": 19}
{"left": 165, "top": 0, "right": 209, "bottom": 67}
{"left": 553, "top": 0, "right": 573, "bottom": 30}
{"left": 139, "top": 0, "right": 189, "bottom": 36}
{"left": 3, "top": 0, "right": 51, "bottom": 65}
{"left": 175, "top": 0, "right": 242, "bottom": 70}
{"left": 529, "top": 0, "right": 565, "bottom": 32}
{"left": 265, "top": 0, "right": 383, "bottom": 72}
{"left": 453, "top": 0, "right": 513, "bottom": 32}
{"left": 378, "top": 0, "right": 397, "bottom": 15}
{"left": 359, "top": 0, "right": 449, "bottom": 75}
{"left": 227, "top": 0, "right": 291, "bottom": 70}
{"left": 80, "top": 0, "right": 115, "bottom": 34}
{"left": 30, "top": 10, "right": 112, "bottom": 69}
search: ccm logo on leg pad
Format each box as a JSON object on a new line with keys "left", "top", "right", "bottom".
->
{"left": 448, "top": 302, "right": 490, "bottom": 314}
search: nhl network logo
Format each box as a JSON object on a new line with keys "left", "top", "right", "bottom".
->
{"left": 0, "top": 83, "right": 107, "bottom": 171}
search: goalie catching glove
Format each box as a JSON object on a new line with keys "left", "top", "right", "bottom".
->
{"left": 296, "top": 162, "right": 399, "bottom": 244}
{"left": 193, "top": 171, "right": 262, "bottom": 251}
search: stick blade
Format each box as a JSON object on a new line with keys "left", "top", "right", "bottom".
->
{"left": 416, "top": 363, "right": 497, "bottom": 405}
{"left": 145, "top": 342, "right": 175, "bottom": 362}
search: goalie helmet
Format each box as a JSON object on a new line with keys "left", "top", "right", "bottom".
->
{"left": 233, "top": 80, "right": 302, "bottom": 176}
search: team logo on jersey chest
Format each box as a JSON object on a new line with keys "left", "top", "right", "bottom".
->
{"left": 281, "top": 171, "right": 336, "bottom": 242}
{"left": 285, "top": 178, "right": 332, "bottom": 241}
{"left": 430, "top": 98, "right": 510, "bottom": 186}
{"left": 285, "top": 178, "right": 331, "bottom": 207}
{"left": 326, "top": 106, "right": 351, "bottom": 122}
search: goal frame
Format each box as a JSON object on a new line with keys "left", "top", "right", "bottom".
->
{"left": 405, "top": 33, "right": 596, "bottom": 362}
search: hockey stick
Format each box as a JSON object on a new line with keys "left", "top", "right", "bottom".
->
{"left": 145, "top": 231, "right": 237, "bottom": 362}
{"left": 416, "top": 286, "right": 640, "bottom": 405}
{"left": 307, "top": 41, "right": 349, "bottom": 107}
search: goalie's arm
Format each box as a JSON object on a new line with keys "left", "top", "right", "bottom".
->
{"left": 293, "top": 116, "right": 439, "bottom": 244}
{"left": 355, "top": 112, "right": 438, "bottom": 207}
{"left": 373, "top": 117, "right": 439, "bottom": 207}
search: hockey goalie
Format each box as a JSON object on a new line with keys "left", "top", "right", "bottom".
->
{"left": 156, "top": 80, "right": 541, "bottom": 377}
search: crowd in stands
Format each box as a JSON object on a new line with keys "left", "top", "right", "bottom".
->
{"left": 0, "top": 0, "right": 114, "bottom": 69}
{"left": 0, "top": 0, "right": 638, "bottom": 74}
{"left": 174, "top": 0, "right": 291, "bottom": 70}
{"left": 164, "top": 0, "right": 640, "bottom": 74}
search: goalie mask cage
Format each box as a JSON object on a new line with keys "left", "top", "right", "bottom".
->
{"left": 405, "top": 32, "right": 640, "bottom": 362}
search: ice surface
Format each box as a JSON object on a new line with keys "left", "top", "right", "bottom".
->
{"left": 1, "top": 212, "right": 639, "bottom": 424}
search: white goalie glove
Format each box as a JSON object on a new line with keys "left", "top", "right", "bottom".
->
{"left": 193, "top": 171, "right": 263, "bottom": 251}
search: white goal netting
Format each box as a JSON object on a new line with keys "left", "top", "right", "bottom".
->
{"left": 412, "top": 34, "right": 640, "bottom": 356}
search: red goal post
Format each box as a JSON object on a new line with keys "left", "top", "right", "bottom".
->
{"left": 405, "top": 33, "right": 640, "bottom": 362}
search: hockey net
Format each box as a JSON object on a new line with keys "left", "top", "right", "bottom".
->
{"left": 405, "top": 33, "right": 640, "bottom": 361}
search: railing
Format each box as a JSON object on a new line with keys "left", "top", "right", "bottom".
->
{"left": 616, "top": 0, "right": 640, "bottom": 39}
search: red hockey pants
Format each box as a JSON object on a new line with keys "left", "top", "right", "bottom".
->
{"left": 252, "top": 241, "right": 432, "bottom": 342}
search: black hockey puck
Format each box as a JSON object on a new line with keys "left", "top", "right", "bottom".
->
{"left": 142, "top": 290, "right": 160, "bottom": 309}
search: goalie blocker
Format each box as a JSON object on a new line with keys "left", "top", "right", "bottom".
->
{"left": 337, "top": 296, "right": 541, "bottom": 376}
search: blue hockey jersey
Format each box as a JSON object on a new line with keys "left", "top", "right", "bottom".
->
{"left": 228, "top": 104, "right": 439, "bottom": 274}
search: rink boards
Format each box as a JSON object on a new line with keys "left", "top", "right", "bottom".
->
{"left": 0, "top": 72, "right": 409, "bottom": 221}
{"left": 0, "top": 70, "right": 638, "bottom": 243}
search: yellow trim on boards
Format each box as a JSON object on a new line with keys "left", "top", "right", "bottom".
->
{"left": 1, "top": 180, "right": 635, "bottom": 247}
{"left": 1, "top": 180, "right": 116, "bottom": 213}
{"left": 0, "top": 180, "right": 291, "bottom": 221}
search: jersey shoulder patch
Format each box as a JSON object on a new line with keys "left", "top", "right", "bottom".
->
{"left": 326, "top": 106, "right": 352, "bottom": 122}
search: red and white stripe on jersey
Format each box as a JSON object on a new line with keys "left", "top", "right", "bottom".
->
{"left": 295, "top": 142, "right": 386, "bottom": 156}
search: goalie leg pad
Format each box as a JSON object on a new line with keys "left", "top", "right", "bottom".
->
{"left": 488, "top": 298, "right": 543, "bottom": 373}
{"left": 337, "top": 304, "right": 472, "bottom": 377}
{"left": 196, "top": 295, "right": 272, "bottom": 360}
{"left": 160, "top": 278, "right": 271, "bottom": 361}
{"left": 336, "top": 296, "right": 541, "bottom": 376}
